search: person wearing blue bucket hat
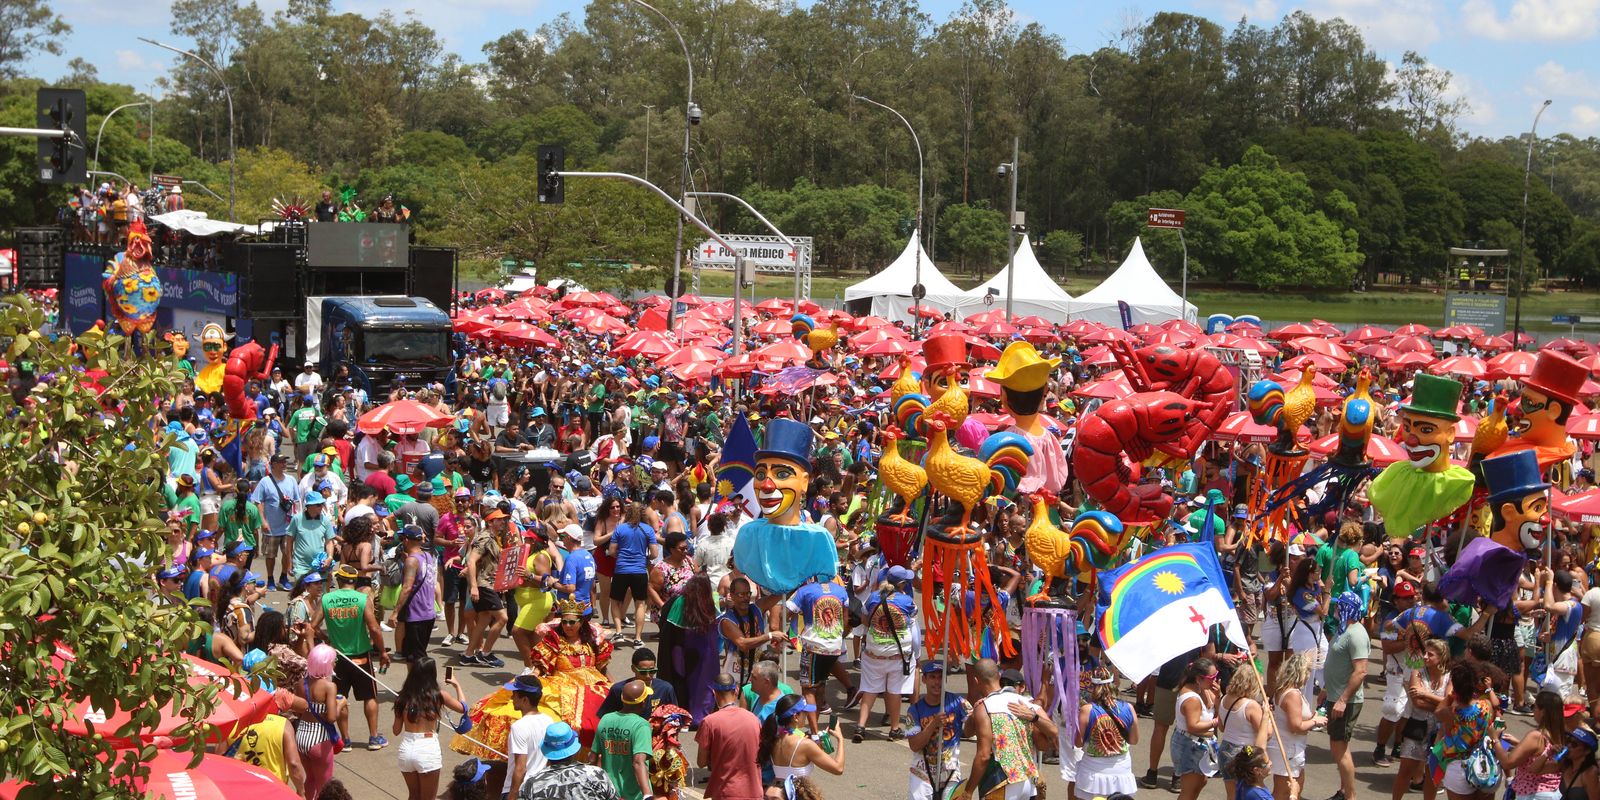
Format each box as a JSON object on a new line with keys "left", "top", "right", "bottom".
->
{"left": 1439, "top": 448, "right": 1551, "bottom": 610}
{"left": 517, "top": 722, "right": 615, "bottom": 799}
{"left": 731, "top": 418, "right": 839, "bottom": 596}
{"left": 287, "top": 490, "right": 337, "bottom": 581}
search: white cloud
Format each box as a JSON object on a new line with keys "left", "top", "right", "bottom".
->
{"left": 1302, "top": 0, "right": 1445, "bottom": 48}
{"left": 114, "top": 50, "right": 161, "bottom": 72}
{"left": 1448, "top": 72, "right": 1497, "bottom": 125}
{"left": 1572, "top": 104, "right": 1600, "bottom": 132}
{"left": 1462, "top": 0, "right": 1600, "bottom": 42}
{"left": 1530, "top": 60, "right": 1600, "bottom": 98}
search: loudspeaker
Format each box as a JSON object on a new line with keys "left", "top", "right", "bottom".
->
{"left": 410, "top": 246, "right": 455, "bottom": 312}
{"left": 238, "top": 243, "right": 301, "bottom": 318}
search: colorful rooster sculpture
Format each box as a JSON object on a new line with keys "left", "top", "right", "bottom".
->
{"left": 791, "top": 313, "right": 841, "bottom": 369}
{"left": 1267, "top": 369, "right": 1381, "bottom": 519}
{"left": 923, "top": 411, "right": 1032, "bottom": 531}
{"left": 1248, "top": 365, "right": 1319, "bottom": 455}
{"left": 1331, "top": 369, "right": 1376, "bottom": 467}
{"left": 876, "top": 425, "right": 927, "bottom": 522}
{"left": 102, "top": 219, "right": 161, "bottom": 336}
{"left": 1022, "top": 493, "right": 1133, "bottom": 603}
{"left": 889, "top": 358, "right": 922, "bottom": 405}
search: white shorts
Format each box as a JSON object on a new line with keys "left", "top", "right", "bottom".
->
{"left": 1440, "top": 759, "right": 1497, "bottom": 795}
{"left": 1269, "top": 743, "right": 1305, "bottom": 777}
{"left": 909, "top": 762, "right": 961, "bottom": 800}
{"left": 487, "top": 404, "right": 510, "bottom": 428}
{"left": 860, "top": 653, "right": 916, "bottom": 695}
{"left": 396, "top": 730, "right": 442, "bottom": 773}
{"left": 200, "top": 494, "right": 221, "bottom": 515}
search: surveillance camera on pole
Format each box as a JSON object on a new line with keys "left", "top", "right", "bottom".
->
{"left": 687, "top": 102, "right": 703, "bottom": 126}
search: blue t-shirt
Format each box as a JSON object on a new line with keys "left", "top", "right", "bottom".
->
{"left": 611, "top": 522, "right": 656, "bottom": 575}
{"left": 1393, "top": 605, "right": 1463, "bottom": 639}
{"left": 908, "top": 693, "right": 969, "bottom": 759}
{"left": 251, "top": 475, "right": 303, "bottom": 535}
{"left": 1236, "top": 786, "right": 1273, "bottom": 800}
{"left": 787, "top": 581, "right": 851, "bottom": 653}
{"left": 560, "top": 548, "right": 597, "bottom": 604}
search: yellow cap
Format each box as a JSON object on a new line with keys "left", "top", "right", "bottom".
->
{"left": 986, "top": 341, "right": 1060, "bottom": 392}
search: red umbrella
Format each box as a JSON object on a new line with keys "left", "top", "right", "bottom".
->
{"left": 581, "top": 314, "right": 631, "bottom": 336}
{"left": 754, "top": 340, "right": 811, "bottom": 364}
{"left": 751, "top": 318, "right": 791, "bottom": 337}
{"left": 474, "top": 287, "right": 507, "bottom": 302}
{"left": 659, "top": 345, "right": 724, "bottom": 367}
{"left": 1283, "top": 353, "right": 1347, "bottom": 372}
{"left": 1582, "top": 355, "right": 1600, "bottom": 376}
{"left": 1269, "top": 322, "right": 1322, "bottom": 340}
{"left": 637, "top": 294, "right": 672, "bottom": 307}
{"left": 1016, "top": 315, "right": 1055, "bottom": 327}
{"left": 1453, "top": 416, "right": 1478, "bottom": 444}
{"left": 1063, "top": 319, "right": 1103, "bottom": 335}
{"left": 1288, "top": 337, "right": 1353, "bottom": 361}
{"left": 861, "top": 338, "right": 914, "bottom": 356}
{"left": 967, "top": 368, "right": 1003, "bottom": 399}
{"left": 968, "top": 411, "right": 1071, "bottom": 431}
{"left": 481, "top": 321, "right": 539, "bottom": 342}
{"left": 611, "top": 331, "right": 678, "bottom": 359}
{"left": 1388, "top": 335, "right": 1435, "bottom": 354}
{"left": 1226, "top": 320, "right": 1264, "bottom": 335}
{"left": 357, "top": 399, "right": 452, "bottom": 435}
{"left": 1435, "top": 324, "right": 1484, "bottom": 341}
{"left": 1545, "top": 338, "right": 1595, "bottom": 357}
{"left": 564, "top": 291, "right": 609, "bottom": 307}
{"left": 1344, "top": 325, "right": 1392, "bottom": 343}
{"left": 1568, "top": 414, "right": 1600, "bottom": 441}
{"left": 1271, "top": 370, "right": 1340, "bottom": 390}
{"left": 1487, "top": 351, "right": 1537, "bottom": 380}
{"left": 852, "top": 327, "right": 910, "bottom": 348}
{"left": 0, "top": 750, "right": 299, "bottom": 800}
{"left": 1386, "top": 351, "right": 1437, "bottom": 370}
{"left": 61, "top": 654, "right": 274, "bottom": 747}
{"left": 1021, "top": 327, "right": 1061, "bottom": 344}
{"left": 1307, "top": 434, "right": 1407, "bottom": 466}
{"left": 1221, "top": 336, "right": 1280, "bottom": 357}
{"left": 1355, "top": 343, "right": 1400, "bottom": 361}
{"left": 879, "top": 356, "right": 926, "bottom": 381}
{"left": 1582, "top": 379, "right": 1600, "bottom": 397}
{"left": 451, "top": 312, "right": 493, "bottom": 334}
{"left": 1129, "top": 323, "right": 1161, "bottom": 336}
{"left": 677, "top": 316, "right": 730, "bottom": 336}
{"left": 848, "top": 315, "right": 892, "bottom": 331}
{"left": 1556, "top": 488, "right": 1600, "bottom": 524}
{"left": 963, "top": 336, "right": 1003, "bottom": 360}
{"left": 1074, "top": 375, "right": 1134, "bottom": 400}
{"left": 675, "top": 294, "right": 710, "bottom": 307}
{"left": 926, "top": 320, "right": 972, "bottom": 336}
{"left": 1214, "top": 411, "right": 1279, "bottom": 443}
{"left": 754, "top": 298, "right": 793, "bottom": 313}
{"left": 1080, "top": 345, "right": 1118, "bottom": 367}
{"left": 975, "top": 320, "right": 1019, "bottom": 338}
{"left": 1512, "top": 331, "right": 1536, "bottom": 346}
{"left": 965, "top": 309, "right": 1009, "bottom": 325}
{"left": 668, "top": 360, "right": 717, "bottom": 383}
{"left": 1429, "top": 355, "right": 1489, "bottom": 380}
{"left": 1160, "top": 319, "right": 1206, "bottom": 336}
{"left": 909, "top": 305, "right": 946, "bottom": 320}
{"left": 1394, "top": 323, "right": 1432, "bottom": 337}
{"left": 1470, "top": 334, "right": 1511, "bottom": 352}
{"left": 715, "top": 353, "right": 764, "bottom": 378}
{"left": 1144, "top": 330, "right": 1194, "bottom": 347}
{"left": 1080, "top": 328, "right": 1136, "bottom": 344}
{"left": 796, "top": 299, "right": 823, "bottom": 315}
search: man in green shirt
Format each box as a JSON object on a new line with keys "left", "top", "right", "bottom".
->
{"left": 172, "top": 474, "right": 203, "bottom": 537}
{"left": 322, "top": 565, "right": 390, "bottom": 748}
{"left": 218, "top": 489, "right": 265, "bottom": 551}
{"left": 385, "top": 474, "right": 418, "bottom": 514}
{"left": 592, "top": 679, "right": 654, "bottom": 800}
{"left": 289, "top": 395, "right": 325, "bottom": 464}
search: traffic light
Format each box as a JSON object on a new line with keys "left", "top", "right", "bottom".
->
{"left": 537, "top": 145, "right": 565, "bottom": 204}
{"left": 36, "top": 88, "right": 86, "bottom": 185}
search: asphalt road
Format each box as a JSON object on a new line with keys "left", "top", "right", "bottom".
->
{"left": 303, "top": 616, "right": 1536, "bottom": 800}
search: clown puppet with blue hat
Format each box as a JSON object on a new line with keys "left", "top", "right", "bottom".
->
{"left": 730, "top": 418, "right": 839, "bottom": 602}
{"left": 1439, "top": 449, "right": 1551, "bottom": 609}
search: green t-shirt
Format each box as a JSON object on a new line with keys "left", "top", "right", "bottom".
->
{"left": 1185, "top": 508, "right": 1226, "bottom": 540}
{"left": 321, "top": 588, "right": 371, "bottom": 656}
{"left": 1316, "top": 544, "right": 1364, "bottom": 596}
{"left": 175, "top": 358, "right": 196, "bottom": 378}
{"left": 586, "top": 384, "right": 607, "bottom": 414}
{"left": 594, "top": 711, "right": 652, "bottom": 800}
{"left": 384, "top": 492, "right": 413, "bottom": 514}
{"left": 289, "top": 406, "right": 323, "bottom": 444}
{"left": 1323, "top": 622, "right": 1371, "bottom": 705}
{"left": 173, "top": 494, "right": 203, "bottom": 534}
{"left": 218, "top": 497, "right": 263, "bottom": 549}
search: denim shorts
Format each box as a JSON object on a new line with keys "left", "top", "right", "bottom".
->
{"left": 1170, "top": 730, "right": 1218, "bottom": 777}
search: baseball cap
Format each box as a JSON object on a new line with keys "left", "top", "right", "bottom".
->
{"left": 1393, "top": 581, "right": 1417, "bottom": 599}
{"left": 1572, "top": 728, "right": 1599, "bottom": 750}
{"left": 1565, "top": 703, "right": 1588, "bottom": 718}
{"left": 1287, "top": 543, "right": 1306, "bottom": 557}
{"left": 643, "top": 435, "right": 660, "bottom": 449}
{"left": 228, "top": 541, "right": 255, "bottom": 556}
{"left": 374, "top": 506, "right": 391, "bottom": 518}
{"left": 886, "top": 565, "right": 916, "bottom": 585}
{"left": 1000, "top": 669, "right": 1025, "bottom": 688}
{"left": 560, "top": 524, "right": 584, "bottom": 541}
{"left": 157, "top": 564, "right": 187, "bottom": 581}
{"left": 312, "top": 454, "right": 329, "bottom": 469}
{"left": 612, "top": 462, "right": 631, "bottom": 473}
{"left": 301, "top": 571, "right": 325, "bottom": 584}
{"left": 649, "top": 461, "right": 667, "bottom": 472}
{"left": 400, "top": 524, "right": 426, "bottom": 539}
{"left": 920, "top": 660, "right": 946, "bottom": 675}
{"left": 1233, "top": 504, "right": 1249, "bottom": 519}
{"left": 192, "top": 529, "right": 216, "bottom": 543}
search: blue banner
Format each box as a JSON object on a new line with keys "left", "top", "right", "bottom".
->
{"left": 1117, "top": 300, "right": 1133, "bottom": 330}
{"left": 63, "top": 251, "right": 104, "bottom": 335}
{"left": 155, "top": 266, "right": 238, "bottom": 316}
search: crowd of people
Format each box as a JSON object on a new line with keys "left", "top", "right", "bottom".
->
{"left": 136, "top": 285, "right": 1600, "bottom": 800}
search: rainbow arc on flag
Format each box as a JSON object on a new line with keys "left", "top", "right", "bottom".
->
{"left": 1093, "top": 543, "right": 1246, "bottom": 682}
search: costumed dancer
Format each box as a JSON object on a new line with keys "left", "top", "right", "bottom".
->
{"left": 1492, "top": 349, "right": 1587, "bottom": 484}
{"left": 730, "top": 418, "right": 840, "bottom": 598}
{"left": 195, "top": 323, "right": 229, "bottom": 394}
{"left": 1438, "top": 450, "right": 1550, "bottom": 609}
{"left": 988, "top": 340, "right": 1069, "bottom": 495}
{"left": 1366, "top": 373, "right": 1475, "bottom": 540}
{"left": 102, "top": 219, "right": 161, "bottom": 341}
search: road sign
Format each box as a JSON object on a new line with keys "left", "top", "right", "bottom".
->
{"left": 1443, "top": 292, "right": 1507, "bottom": 332}
{"left": 1147, "top": 208, "right": 1185, "bottom": 229}
{"left": 1553, "top": 315, "right": 1580, "bottom": 324}
{"left": 693, "top": 236, "right": 806, "bottom": 267}
{"left": 151, "top": 174, "right": 183, "bottom": 188}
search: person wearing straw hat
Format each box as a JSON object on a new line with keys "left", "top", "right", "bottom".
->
{"left": 988, "top": 340, "right": 1068, "bottom": 495}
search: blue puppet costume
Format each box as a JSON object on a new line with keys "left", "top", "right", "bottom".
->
{"left": 731, "top": 418, "right": 840, "bottom": 594}
{"left": 1440, "top": 449, "right": 1551, "bottom": 609}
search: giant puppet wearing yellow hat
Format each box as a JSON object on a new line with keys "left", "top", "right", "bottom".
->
{"left": 987, "top": 340, "right": 1069, "bottom": 494}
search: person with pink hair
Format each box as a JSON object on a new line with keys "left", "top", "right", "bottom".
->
{"left": 293, "top": 644, "right": 345, "bottom": 799}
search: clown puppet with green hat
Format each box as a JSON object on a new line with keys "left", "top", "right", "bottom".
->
{"left": 1367, "top": 372, "right": 1475, "bottom": 539}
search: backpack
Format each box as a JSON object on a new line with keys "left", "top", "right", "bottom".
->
{"left": 1463, "top": 735, "right": 1500, "bottom": 790}
{"left": 491, "top": 379, "right": 508, "bottom": 401}
{"left": 380, "top": 544, "right": 407, "bottom": 588}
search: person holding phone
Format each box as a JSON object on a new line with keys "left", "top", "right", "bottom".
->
{"left": 758, "top": 694, "right": 846, "bottom": 784}
{"left": 392, "top": 656, "right": 466, "bottom": 800}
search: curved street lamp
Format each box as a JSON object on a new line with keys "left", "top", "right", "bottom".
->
{"left": 627, "top": 0, "right": 697, "bottom": 325}
{"left": 851, "top": 93, "right": 925, "bottom": 332}
{"left": 139, "top": 37, "right": 235, "bottom": 221}
{"left": 92, "top": 101, "right": 153, "bottom": 177}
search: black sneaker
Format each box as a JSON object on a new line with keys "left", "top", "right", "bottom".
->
{"left": 842, "top": 692, "right": 863, "bottom": 711}
{"left": 1326, "top": 792, "right": 1346, "bottom": 800}
{"left": 458, "top": 653, "right": 483, "bottom": 666}
{"left": 1166, "top": 775, "right": 1180, "bottom": 793}
{"left": 887, "top": 728, "right": 904, "bottom": 741}
{"left": 1391, "top": 744, "right": 1402, "bottom": 760}
{"left": 851, "top": 731, "right": 864, "bottom": 744}
{"left": 1139, "top": 770, "right": 1160, "bottom": 790}
{"left": 480, "top": 654, "right": 506, "bottom": 668}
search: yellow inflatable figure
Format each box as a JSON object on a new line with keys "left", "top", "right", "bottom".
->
{"left": 196, "top": 323, "right": 228, "bottom": 393}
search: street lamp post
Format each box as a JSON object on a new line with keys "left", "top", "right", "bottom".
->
{"left": 641, "top": 104, "right": 654, "bottom": 183}
{"left": 997, "top": 137, "right": 1019, "bottom": 321}
{"left": 139, "top": 37, "right": 234, "bottom": 221}
{"left": 628, "top": 0, "right": 696, "bottom": 328}
{"left": 1514, "top": 99, "right": 1552, "bottom": 349}
{"left": 92, "top": 101, "right": 152, "bottom": 177}
{"left": 851, "top": 93, "right": 924, "bottom": 333}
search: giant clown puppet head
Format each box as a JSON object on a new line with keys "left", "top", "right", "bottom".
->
{"left": 1481, "top": 449, "right": 1552, "bottom": 553}
{"left": 199, "top": 323, "right": 228, "bottom": 368}
{"left": 1397, "top": 373, "right": 1462, "bottom": 473}
{"left": 753, "top": 418, "right": 814, "bottom": 527}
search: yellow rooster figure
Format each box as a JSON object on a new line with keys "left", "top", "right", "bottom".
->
{"left": 791, "top": 314, "right": 841, "bottom": 369}
{"left": 876, "top": 426, "right": 927, "bottom": 522}
{"left": 891, "top": 373, "right": 970, "bottom": 440}
{"left": 923, "top": 410, "right": 1032, "bottom": 532}
{"left": 889, "top": 358, "right": 922, "bottom": 405}
{"left": 1331, "top": 368, "right": 1376, "bottom": 467}
{"left": 1021, "top": 493, "right": 1133, "bottom": 603}
{"left": 1248, "top": 365, "right": 1318, "bottom": 454}
{"left": 1471, "top": 395, "right": 1508, "bottom": 459}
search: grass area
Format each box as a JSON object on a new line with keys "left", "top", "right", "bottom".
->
{"left": 467, "top": 259, "right": 1599, "bottom": 334}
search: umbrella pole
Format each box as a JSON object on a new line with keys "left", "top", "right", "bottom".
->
{"left": 333, "top": 650, "right": 508, "bottom": 759}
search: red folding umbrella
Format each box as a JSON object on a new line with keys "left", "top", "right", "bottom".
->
{"left": 659, "top": 345, "right": 724, "bottom": 367}
{"left": 1129, "top": 323, "right": 1160, "bottom": 336}
{"left": 60, "top": 654, "right": 274, "bottom": 747}
{"left": 357, "top": 399, "right": 453, "bottom": 435}
{"left": 851, "top": 327, "right": 910, "bottom": 348}
{"left": 1355, "top": 343, "right": 1400, "bottom": 361}
{"left": 1453, "top": 415, "right": 1478, "bottom": 444}
{"left": 611, "top": 331, "right": 678, "bottom": 359}
{"left": 501, "top": 326, "right": 559, "bottom": 348}
{"left": 1288, "top": 337, "right": 1352, "bottom": 361}
{"left": 754, "top": 298, "right": 792, "bottom": 313}
{"left": 1344, "top": 325, "right": 1392, "bottom": 343}
{"left": 926, "top": 320, "right": 972, "bottom": 336}
{"left": 1160, "top": 319, "right": 1205, "bottom": 336}
{"left": 963, "top": 336, "right": 1003, "bottom": 360}
{"left": 451, "top": 311, "right": 493, "bottom": 333}
{"left": 967, "top": 368, "right": 1003, "bottom": 399}
{"left": 1021, "top": 327, "right": 1061, "bottom": 344}
{"left": 1394, "top": 323, "right": 1433, "bottom": 337}
{"left": 861, "top": 338, "right": 914, "bottom": 356}
{"left": 581, "top": 314, "right": 631, "bottom": 336}
{"left": 1545, "top": 338, "right": 1595, "bottom": 357}
{"left": 564, "top": 291, "right": 609, "bottom": 307}
{"left": 975, "top": 320, "right": 1019, "bottom": 338}
{"left": 1079, "top": 328, "right": 1136, "bottom": 344}
{"left": 1582, "top": 379, "right": 1600, "bottom": 398}
{"left": 668, "top": 360, "right": 717, "bottom": 383}
{"left": 1063, "top": 319, "right": 1103, "bottom": 336}
{"left": 1080, "top": 345, "right": 1118, "bottom": 367}
{"left": 1073, "top": 375, "right": 1134, "bottom": 400}
{"left": 636, "top": 294, "right": 672, "bottom": 307}
{"left": 848, "top": 315, "right": 892, "bottom": 331}
{"left": 968, "top": 411, "right": 1070, "bottom": 431}
{"left": 965, "top": 309, "right": 1009, "bottom": 325}
{"left": 909, "top": 305, "right": 946, "bottom": 320}
{"left": 1487, "top": 351, "right": 1537, "bottom": 380}
{"left": 1568, "top": 414, "right": 1600, "bottom": 441}
{"left": 879, "top": 356, "right": 926, "bottom": 381}
{"left": 675, "top": 294, "right": 710, "bottom": 307}
{"left": 1269, "top": 322, "right": 1322, "bottom": 340}
{"left": 1214, "top": 411, "right": 1279, "bottom": 444}
{"left": 481, "top": 321, "right": 539, "bottom": 342}
{"left": 1429, "top": 355, "right": 1489, "bottom": 380}
{"left": 1470, "top": 334, "right": 1511, "bottom": 352}
{"left": 1307, "top": 434, "right": 1407, "bottom": 466}
{"left": 754, "top": 340, "right": 811, "bottom": 364}
{"left": 1144, "top": 331, "right": 1194, "bottom": 347}
{"left": 0, "top": 751, "right": 298, "bottom": 800}
{"left": 1385, "top": 351, "right": 1437, "bottom": 370}
{"left": 752, "top": 319, "right": 791, "bottom": 337}
{"left": 1388, "top": 335, "right": 1435, "bottom": 354}
{"left": 1016, "top": 315, "right": 1055, "bottom": 328}
{"left": 1435, "top": 324, "right": 1483, "bottom": 341}
{"left": 1283, "top": 353, "right": 1347, "bottom": 372}
{"left": 1556, "top": 488, "right": 1600, "bottom": 524}
{"left": 715, "top": 353, "right": 764, "bottom": 378}
{"left": 1226, "top": 320, "right": 1264, "bottom": 335}
{"left": 1270, "top": 370, "right": 1340, "bottom": 390}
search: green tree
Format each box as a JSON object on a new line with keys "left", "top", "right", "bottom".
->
{"left": 1183, "top": 145, "right": 1363, "bottom": 288}
{"left": 0, "top": 0, "right": 68, "bottom": 79}
{"left": 186, "top": 147, "right": 328, "bottom": 222}
{"left": 0, "top": 297, "right": 218, "bottom": 797}
{"left": 937, "top": 201, "right": 1007, "bottom": 272}
{"left": 1559, "top": 218, "right": 1600, "bottom": 288}
{"left": 1037, "top": 230, "right": 1084, "bottom": 272}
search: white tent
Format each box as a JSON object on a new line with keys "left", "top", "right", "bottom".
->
{"left": 959, "top": 235, "right": 1074, "bottom": 320}
{"left": 1068, "top": 237, "right": 1197, "bottom": 325}
{"left": 844, "top": 232, "right": 969, "bottom": 322}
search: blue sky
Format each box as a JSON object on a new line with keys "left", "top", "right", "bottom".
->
{"left": 24, "top": 0, "right": 1600, "bottom": 139}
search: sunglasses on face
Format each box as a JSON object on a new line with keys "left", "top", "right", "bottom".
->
{"left": 560, "top": 618, "right": 581, "bottom": 625}
{"left": 636, "top": 668, "right": 658, "bottom": 676}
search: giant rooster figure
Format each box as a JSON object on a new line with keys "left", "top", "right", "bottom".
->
{"left": 920, "top": 408, "right": 1032, "bottom": 659}
{"left": 1021, "top": 493, "right": 1135, "bottom": 602}
{"left": 103, "top": 220, "right": 161, "bottom": 338}
{"left": 790, "top": 313, "right": 841, "bottom": 369}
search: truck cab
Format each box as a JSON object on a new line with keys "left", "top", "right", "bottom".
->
{"left": 311, "top": 296, "right": 452, "bottom": 396}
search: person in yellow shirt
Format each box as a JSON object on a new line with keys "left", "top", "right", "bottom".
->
{"left": 230, "top": 713, "right": 305, "bottom": 794}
